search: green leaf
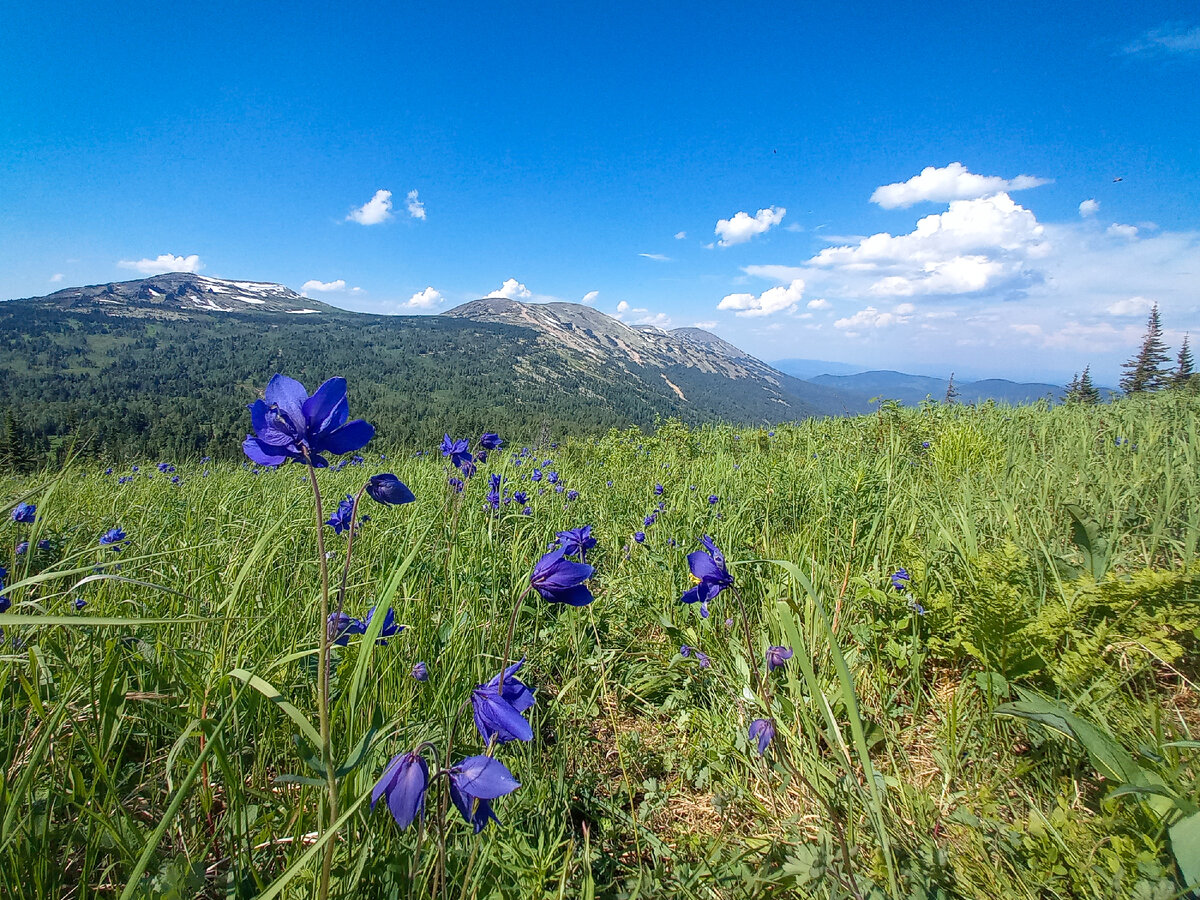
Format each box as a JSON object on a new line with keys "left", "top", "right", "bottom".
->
{"left": 228, "top": 668, "right": 322, "bottom": 749}
{"left": 1063, "top": 501, "right": 1110, "bottom": 580}
{"left": 273, "top": 773, "right": 327, "bottom": 787}
{"left": 1170, "top": 811, "right": 1200, "bottom": 889}
{"left": 335, "top": 726, "right": 380, "bottom": 777}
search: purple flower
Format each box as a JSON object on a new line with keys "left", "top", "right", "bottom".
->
{"left": 243, "top": 375, "right": 374, "bottom": 467}
{"left": 512, "top": 491, "right": 528, "bottom": 505}
{"left": 325, "top": 495, "right": 357, "bottom": 535}
{"left": 634, "top": 531, "right": 645, "bottom": 544}
{"left": 696, "top": 650, "right": 711, "bottom": 668}
{"left": 566, "top": 490, "right": 579, "bottom": 501}
{"left": 365, "top": 605, "right": 402, "bottom": 645}
{"left": 546, "top": 471, "right": 559, "bottom": 484}
{"left": 530, "top": 469, "right": 543, "bottom": 482}
{"left": 372, "top": 750, "right": 429, "bottom": 831}
{"left": 530, "top": 548, "right": 595, "bottom": 606}
{"left": 749, "top": 718, "right": 775, "bottom": 755}
{"left": 681, "top": 536, "right": 733, "bottom": 606}
{"left": 643, "top": 514, "right": 656, "bottom": 527}
{"left": 890, "top": 568, "right": 911, "bottom": 591}
{"left": 448, "top": 755, "right": 521, "bottom": 833}
{"left": 11, "top": 503, "right": 35, "bottom": 524}
{"left": 99, "top": 527, "right": 127, "bottom": 550}
{"left": 680, "top": 644, "right": 692, "bottom": 657}
{"left": 708, "top": 495, "right": 719, "bottom": 505}
{"left": 654, "top": 484, "right": 664, "bottom": 495}
{"left": 327, "top": 611, "right": 365, "bottom": 645}
{"left": 367, "top": 473, "right": 415, "bottom": 505}
{"left": 73, "top": 598, "right": 87, "bottom": 610}
{"left": 479, "top": 432, "right": 503, "bottom": 451}
{"left": 555, "top": 526, "right": 597, "bottom": 561}
{"left": 766, "top": 645, "right": 793, "bottom": 671}
{"left": 411, "top": 661, "right": 428, "bottom": 681}
{"left": 15, "top": 541, "right": 28, "bottom": 556}
{"left": 471, "top": 659, "right": 536, "bottom": 744}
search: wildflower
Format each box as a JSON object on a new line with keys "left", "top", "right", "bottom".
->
{"left": 131, "top": 466, "right": 139, "bottom": 473}
{"left": 530, "top": 548, "right": 595, "bottom": 606}
{"left": 325, "top": 495, "right": 357, "bottom": 534}
{"left": 634, "top": 531, "right": 645, "bottom": 544}
{"left": 890, "top": 568, "right": 911, "bottom": 592}
{"left": 411, "top": 661, "right": 428, "bottom": 681}
{"left": 555, "top": 526, "right": 597, "bottom": 561}
{"left": 512, "top": 491, "right": 528, "bottom": 505}
{"left": 708, "top": 495, "right": 719, "bottom": 505}
{"left": 372, "top": 750, "right": 430, "bottom": 831}
{"left": 521, "top": 506, "right": 532, "bottom": 516}
{"left": 11, "top": 503, "right": 35, "bottom": 524}
{"left": 36, "top": 539, "right": 50, "bottom": 550}
{"left": 696, "top": 650, "right": 711, "bottom": 668}
{"left": 530, "top": 469, "right": 542, "bottom": 482}
{"left": 479, "top": 433, "right": 503, "bottom": 451}
{"left": 643, "top": 514, "right": 656, "bottom": 528}
{"left": 365, "top": 605, "right": 402, "bottom": 644}
{"left": 170, "top": 475, "right": 181, "bottom": 485}
{"left": 365, "top": 473, "right": 415, "bottom": 505}
{"left": 749, "top": 718, "right": 776, "bottom": 755}
{"left": 766, "top": 645, "right": 793, "bottom": 671}
{"left": 100, "top": 527, "right": 128, "bottom": 550}
{"left": 104, "top": 467, "right": 113, "bottom": 475}
{"left": 448, "top": 477, "right": 464, "bottom": 493}
{"left": 447, "top": 755, "right": 520, "bottom": 833}
{"left": 73, "top": 598, "right": 87, "bottom": 611}
{"left": 472, "top": 659, "right": 536, "bottom": 744}
{"left": 546, "top": 471, "right": 559, "bottom": 484}
{"left": 681, "top": 536, "right": 733, "bottom": 606}
{"left": 907, "top": 597, "right": 927, "bottom": 616}
{"left": 566, "top": 490, "right": 579, "bottom": 501}
{"left": 157, "top": 462, "right": 175, "bottom": 473}
{"left": 680, "top": 644, "right": 692, "bottom": 657}
{"left": 328, "top": 611, "right": 365, "bottom": 646}
{"left": 654, "top": 484, "right": 664, "bottom": 495}
{"left": 243, "top": 374, "right": 375, "bottom": 467}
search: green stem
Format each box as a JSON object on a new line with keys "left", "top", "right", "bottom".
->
{"left": 333, "top": 484, "right": 369, "bottom": 623}
{"left": 497, "top": 582, "right": 533, "bottom": 692}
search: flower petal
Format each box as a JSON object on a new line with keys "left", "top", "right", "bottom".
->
{"left": 242, "top": 436, "right": 290, "bottom": 466}
{"left": 452, "top": 756, "right": 521, "bottom": 799}
{"left": 322, "top": 419, "right": 375, "bottom": 455}
{"left": 302, "top": 377, "right": 349, "bottom": 434}
{"left": 263, "top": 374, "right": 308, "bottom": 432}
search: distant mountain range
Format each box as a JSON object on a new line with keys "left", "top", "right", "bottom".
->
{"left": 0, "top": 274, "right": 868, "bottom": 459}
{"left": 806, "top": 370, "right": 1068, "bottom": 406}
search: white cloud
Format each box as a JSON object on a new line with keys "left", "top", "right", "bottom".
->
{"left": 616, "top": 300, "right": 630, "bottom": 313}
{"left": 743, "top": 264, "right": 807, "bottom": 282}
{"left": 406, "top": 287, "right": 444, "bottom": 309}
{"left": 301, "top": 279, "right": 346, "bottom": 293}
{"left": 346, "top": 189, "right": 393, "bottom": 225}
{"left": 1124, "top": 24, "right": 1200, "bottom": 55}
{"left": 639, "top": 252, "right": 672, "bottom": 261}
{"left": 674, "top": 231, "right": 687, "bottom": 240}
{"left": 1079, "top": 199, "right": 1100, "bottom": 217}
{"left": 486, "top": 278, "right": 532, "bottom": 300}
{"left": 692, "top": 320, "right": 717, "bottom": 329}
{"left": 635, "top": 311, "right": 672, "bottom": 328}
{"left": 49, "top": 273, "right": 64, "bottom": 283}
{"left": 1106, "top": 296, "right": 1155, "bottom": 316}
{"left": 406, "top": 189, "right": 426, "bottom": 220}
{"left": 834, "top": 305, "right": 912, "bottom": 330}
{"left": 118, "top": 253, "right": 203, "bottom": 275}
{"left": 1107, "top": 223, "right": 1139, "bottom": 239}
{"left": 717, "top": 278, "right": 805, "bottom": 317}
{"left": 581, "top": 290, "right": 599, "bottom": 305}
{"left": 715, "top": 206, "right": 786, "bottom": 247}
{"left": 807, "top": 298, "right": 830, "bottom": 310}
{"left": 870, "top": 162, "right": 1049, "bottom": 209}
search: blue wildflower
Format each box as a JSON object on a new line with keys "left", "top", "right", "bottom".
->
{"left": 441, "top": 435, "right": 474, "bottom": 472}
{"left": 243, "top": 375, "right": 375, "bottom": 467}
{"left": 766, "top": 645, "right": 793, "bottom": 671}
{"left": 366, "top": 473, "right": 415, "bottom": 505}
{"left": 654, "top": 484, "right": 664, "bottom": 495}
{"left": 634, "top": 531, "right": 645, "bottom": 544}
{"left": 365, "top": 605, "right": 402, "bottom": 644}
{"left": 681, "top": 536, "right": 733, "bottom": 606}
{"left": 325, "top": 495, "right": 357, "bottom": 535}
{"left": 11, "top": 503, "right": 35, "bottom": 524}
{"left": 328, "top": 612, "right": 366, "bottom": 646}
{"left": 472, "top": 659, "right": 536, "bottom": 744}
{"left": 890, "top": 568, "right": 911, "bottom": 592}
{"left": 99, "top": 527, "right": 128, "bottom": 550}
{"left": 372, "top": 750, "right": 429, "bottom": 831}
{"left": 555, "top": 526, "right": 597, "bottom": 561}
{"left": 411, "top": 661, "right": 428, "bottom": 681}
{"left": 530, "top": 548, "right": 595, "bottom": 606}
{"left": 448, "top": 755, "right": 520, "bottom": 833}
{"left": 749, "top": 718, "right": 775, "bottom": 755}
{"left": 479, "top": 433, "right": 503, "bottom": 451}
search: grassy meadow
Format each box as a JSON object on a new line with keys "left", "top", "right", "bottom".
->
{"left": 2, "top": 393, "right": 1199, "bottom": 898}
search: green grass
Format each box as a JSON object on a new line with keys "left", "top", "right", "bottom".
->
{"left": 1, "top": 393, "right": 1198, "bottom": 898}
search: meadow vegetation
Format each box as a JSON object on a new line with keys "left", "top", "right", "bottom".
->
{"left": 1, "top": 391, "right": 1198, "bottom": 898}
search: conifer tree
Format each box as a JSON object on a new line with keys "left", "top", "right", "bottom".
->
{"left": 1119, "top": 304, "right": 1171, "bottom": 394}
{"left": 1077, "top": 366, "right": 1100, "bottom": 404}
{"left": 1172, "top": 334, "right": 1194, "bottom": 388}
{"left": 943, "top": 372, "right": 959, "bottom": 404}
{"left": 1064, "top": 371, "right": 1081, "bottom": 402}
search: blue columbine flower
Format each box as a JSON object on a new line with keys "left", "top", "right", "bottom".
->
{"left": 680, "top": 644, "right": 692, "bottom": 657}
{"left": 326, "top": 495, "right": 357, "bottom": 535}
{"left": 530, "top": 469, "right": 542, "bottom": 482}
{"left": 243, "top": 375, "right": 375, "bottom": 467}
{"left": 681, "top": 536, "right": 733, "bottom": 606}
{"left": 479, "top": 432, "right": 503, "bottom": 451}
{"left": 367, "top": 473, "right": 415, "bottom": 505}
{"left": 634, "top": 531, "right": 645, "bottom": 544}
{"left": 364, "top": 605, "right": 402, "bottom": 644}
{"left": 708, "top": 495, "right": 719, "bottom": 505}
{"left": 328, "top": 612, "right": 366, "bottom": 646}
{"left": 411, "top": 661, "right": 428, "bottom": 681}
{"left": 11, "top": 503, "right": 35, "bottom": 524}
{"left": 654, "top": 484, "right": 664, "bottom": 495}
{"left": 441, "top": 435, "right": 474, "bottom": 472}
{"left": 643, "top": 514, "right": 656, "bottom": 527}
{"left": 890, "top": 568, "right": 911, "bottom": 592}
{"left": 766, "top": 645, "right": 793, "bottom": 671}
{"left": 99, "top": 527, "right": 127, "bottom": 550}
{"left": 546, "top": 471, "right": 559, "bottom": 484}
{"left": 530, "top": 548, "right": 595, "bottom": 606}
{"left": 749, "top": 718, "right": 776, "bottom": 755}
{"left": 372, "top": 750, "right": 429, "bottom": 831}
{"left": 471, "top": 659, "right": 536, "bottom": 743}
{"left": 448, "top": 755, "right": 521, "bottom": 833}
{"left": 566, "top": 490, "right": 579, "bottom": 501}
{"left": 448, "top": 477, "right": 465, "bottom": 493}
{"left": 555, "top": 526, "right": 597, "bottom": 561}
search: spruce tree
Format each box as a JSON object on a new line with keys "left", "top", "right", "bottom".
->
{"left": 1078, "top": 366, "right": 1100, "bottom": 404}
{"left": 1172, "top": 334, "right": 1194, "bottom": 388}
{"left": 1119, "top": 304, "right": 1171, "bottom": 394}
{"left": 1064, "top": 372, "right": 1082, "bottom": 403}
{"left": 944, "top": 372, "right": 959, "bottom": 404}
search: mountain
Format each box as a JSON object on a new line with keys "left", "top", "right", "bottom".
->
{"left": 25, "top": 273, "right": 333, "bottom": 315}
{"left": 808, "top": 370, "right": 1066, "bottom": 406}
{"left": 0, "top": 276, "right": 869, "bottom": 462}
{"left": 771, "top": 357, "right": 867, "bottom": 379}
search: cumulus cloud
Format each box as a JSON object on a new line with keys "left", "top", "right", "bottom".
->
{"left": 1107, "top": 296, "right": 1156, "bottom": 316}
{"left": 406, "top": 287, "right": 444, "bottom": 309}
{"left": 301, "top": 279, "right": 347, "bottom": 293}
{"left": 692, "top": 320, "right": 718, "bottom": 329}
{"left": 674, "top": 231, "right": 687, "bottom": 240}
{"left": 581, "top": 290, "right": 599, "bottom": 305}
{"left": 1079, "top": 199, "right": 1100, "bottom": 218}
{"left": 487, "top": 278, "right": 532, "bottom": 300}
{"left": 1124, "top": 24, "right": 1200, "bottom": 56}
{"left": 715, "top": 206, "right": 786, "bottom": 247}
{"left": 639, "top": 252, "right": 672, "bottom": 261}
{"left": 718, "top": 278, "right": 805, "bottom": 317}
{"left": 118, "top": 254, "right": 203, "bottom": 275}
{"left": 406, "top": 190, "right": 426, "bottom": 220}
{"left": 616, "top": 301, "right": 630, "bottom": 313}
{"left": 346, "top": 189, "right": 393, "bottom": 225}
{"left": 635, "top": 311, "right": 672, "bottom": 328}
{"left": 1107, "top": 223, "right": 1139, "bottom": 239}
{"left": 49, "top": 273, "right": 64, "bottom": 283}
{"left": 743, "top": 264, "right": 807, "bottom": 282}
{"left": 870, "top": 163, "right": 1049, "bottom": 209}
{"left": 834, "top": 305, "right": 913, "bottom": 330}
{"left": 807, "top": 298, "right": 830, "bottom": 310}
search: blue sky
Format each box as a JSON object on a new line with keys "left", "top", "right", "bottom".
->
{"left": 2, "top": 1, "right": 1198, "bottom": 382}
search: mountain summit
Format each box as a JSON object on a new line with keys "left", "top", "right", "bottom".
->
{"left": 26, "top": 273, "right": 330, "bottom": 315}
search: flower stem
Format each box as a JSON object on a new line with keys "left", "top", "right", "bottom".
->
{"left": 731, "top": 584, "right": 769, "bottom": 705}
{"left": 306, "top": 458, "right": 338, "bottom": 900}
{"left": 333, "top": 484, "right": 369, "bottom": 623}
{"left": 497, "top": 582, "right": 533, "bottom": 692}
